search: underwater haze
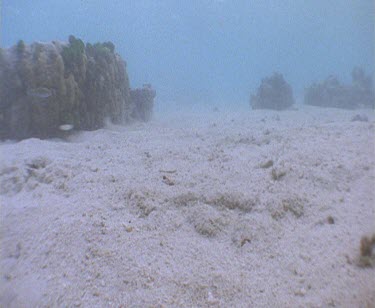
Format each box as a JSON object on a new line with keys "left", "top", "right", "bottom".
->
{"left": 2, "top": 0, "right": 374, "bottom": 107}
{"left": 2, "top": 1, "right": 375, "bottom": 307}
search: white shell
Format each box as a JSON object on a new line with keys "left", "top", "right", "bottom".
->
{"left": 59, "top": 124, "right": 74, "bottom": 131}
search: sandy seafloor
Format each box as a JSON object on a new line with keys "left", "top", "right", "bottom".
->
{"left": 0, "top": 104, "right": 374, "bottom": 307}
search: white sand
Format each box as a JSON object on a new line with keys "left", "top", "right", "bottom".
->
{"left": 1, "top": 105, "right": 374, "bottom": 307}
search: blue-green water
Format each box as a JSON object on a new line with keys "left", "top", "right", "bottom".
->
{"left": 2, "top": 0, "right": 374, "bottom": 107}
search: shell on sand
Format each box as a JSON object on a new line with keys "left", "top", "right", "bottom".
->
{"left": 59, "top": 124, "right": 74, "bottom": 131}
{"left": 27, "top": 87, "right": 54, "bottom": 98}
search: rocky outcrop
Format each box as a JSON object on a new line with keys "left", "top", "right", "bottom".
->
{"left": 0, "top": 36, "right": 155, "bottom": 140}
{"left": 304, "top": 68, "right": 374, "bottom": 109}
{"left": 250, "top": 73, "right": 294, "bottom": 110}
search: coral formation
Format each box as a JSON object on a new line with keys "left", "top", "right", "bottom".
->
{"left": 16, "top": 40, "right": 26, "bottom": 55}
{"left": 250, "top": 72, "right": 295, "bottom": 110}
{"left": 304, "top": 68, "right": 374, "bottom": 109}
{"left": 63, "top": 36, "right": 85, "bottom": 62}
{"left": 130, "top": 84, "right": 156, "bottom": 122}
{"left": 0, "top": 36, "right": 155, "bottom": 140}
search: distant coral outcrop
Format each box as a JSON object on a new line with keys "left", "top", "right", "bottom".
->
{"left": 250, "top": 72, "right": 295, "bottom": 110}
{"left": 130, "top": 84, "right": 156, "bottom": 122}
{"left": 0, "top": 36, "right": 155, "bottom": 140}
{"left": 304, "top": 68, "right": 374, "bottom": 109}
